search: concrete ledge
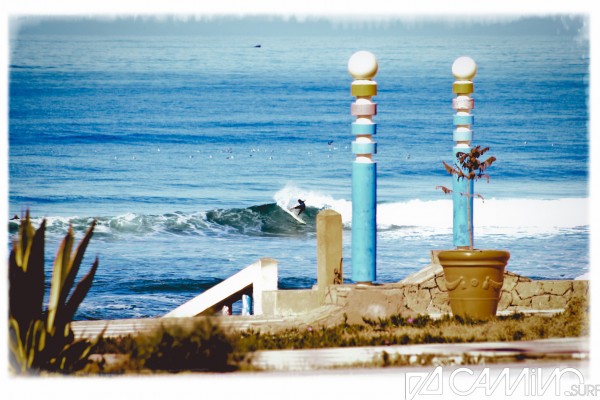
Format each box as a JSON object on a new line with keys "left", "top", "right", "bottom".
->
{"left": 249, "top": 337, "right": 589, "bottom": 371}
{"left": 263, "top": 289, "right": 321, "bottom": 316}
{"left": 72, "top": 305, "right": 345, "bottom": 339}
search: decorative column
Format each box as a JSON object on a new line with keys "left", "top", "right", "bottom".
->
{"left": 348, "top": 51, "right": 378, "bottom": 283}
{"left": 241, "top": 294, "right": 252, "bottom": 316}
{"left": 451, "top": 56, "right": 477, "bottom": 248}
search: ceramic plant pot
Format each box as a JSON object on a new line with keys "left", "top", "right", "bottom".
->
{"left": 438, "top": 249, "right": 510, "bottom": 319}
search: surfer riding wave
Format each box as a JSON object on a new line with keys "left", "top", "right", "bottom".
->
{"left": 290, "top": 199, "right": 306, "bottom": 216}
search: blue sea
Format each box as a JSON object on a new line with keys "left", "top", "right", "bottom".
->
{"left": 8, "top": 31, "right": 589, "bottom": 320}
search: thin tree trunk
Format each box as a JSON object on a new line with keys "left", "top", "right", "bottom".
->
{"left": 467, "top": 192, "right": 473, "bottom": 250}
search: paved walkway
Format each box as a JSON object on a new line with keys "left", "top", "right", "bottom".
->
{"left": 72, "top": 310, "right": 588, "bottom": 372}
{"left": 248, "top": 337, "right": 588, "bottom": 371}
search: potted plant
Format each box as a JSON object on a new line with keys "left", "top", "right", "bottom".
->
{"left": 436, "top": 145, "right": 510, "bottom": 319}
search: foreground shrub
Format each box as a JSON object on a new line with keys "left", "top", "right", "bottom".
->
{"left": 9, "top": 211, "right": 100, "bottom": 374}
{"left": 93, "top": 319, "right": 235, "bottom": 373}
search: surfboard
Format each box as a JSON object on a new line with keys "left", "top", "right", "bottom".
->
{"left": 285, "top": 207, "right": 306, "bottom": 224}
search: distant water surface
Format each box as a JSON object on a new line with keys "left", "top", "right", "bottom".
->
{"left": 9, "top": 33, "right": 589, "bottom": 319}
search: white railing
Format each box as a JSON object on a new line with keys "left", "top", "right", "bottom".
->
{"left": 163, "top": 258, "right": 278, "bottom": 318}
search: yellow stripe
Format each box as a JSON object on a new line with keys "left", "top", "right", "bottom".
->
{"left": 452, "top": 82, "right": 474, "bottom": 94}
{"left": 351, "top": 84, "right": 377, "bottom": 97}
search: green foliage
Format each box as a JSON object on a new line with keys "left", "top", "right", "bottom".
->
{"left": 134, "top": 320, "right": 233, "bottom": 372}
{"left": 85, "top": 295, "right": 589, "bottom": 373}
{"left": 91, "top": 319, "right": 235, "bottom": 373}
{"left": 8, "top": 211, "right": 100, "bottom": 374}
{"left": 233, "top": 303, "right": 589, "bottom": 353}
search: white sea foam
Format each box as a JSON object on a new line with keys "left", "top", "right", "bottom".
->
{"left": 274, "top": 183, "right": 352, "bottom": 220}
{"left": 28, "top": 187, "right": 588, "bottom": 240}
{"left": 275, "top": 184, "right": 589, "bottom": 237}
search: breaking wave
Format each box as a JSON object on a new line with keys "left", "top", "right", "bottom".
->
{"left": 8, "top": 185, "right": 588, "bottom": 240}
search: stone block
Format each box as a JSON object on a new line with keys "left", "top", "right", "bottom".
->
{"left": 539, "top": 281, "right": 573, "bottom": 296}
{"left": 405, "top": 285, "right": 432, "bottom": 313}
{"left": 343, "top": 288, "right": 408, "bottom": 324}
{"left": 329, "top": 287, "right": 350, "bottom": 306}
{"left": 510, "top": 294, "right": 532, "bottom": 308}
{"left": 498, "top": 291, "right": 512, "bottom": 311}
{"left": 430, "top": 250, "right": 443, "bottom": 265}
{"left": 572, "top": 281, "right": 589, "bottom": 297}
{"left": 269, "top": 289, "right": 321, "bottom": 316}
{"left": 435, "top": 274, "right": 447, "bottom": 292}
{"left": 363, "top": 303, "right": 389, "bottom": 320}
{"left": 502, "top": 273, "right": 519, "bottom": 293}
{"left": 515, "top": 282, "right": 541, "bottom": 300}
{"left": 322, "top": 286, "right": 336, "bottom": 305}
{"left": 532, "top": 294, "right": 567, "bottom": 310}
{"left": 428, "top": 287, "right": 451, "bottom": 313}
{"left": 420, "top": 276, "right": 438, "bottom": 290}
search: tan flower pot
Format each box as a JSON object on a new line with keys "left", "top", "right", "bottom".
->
{"left": 438, "top": 249, "right": 510, "bottom": 319}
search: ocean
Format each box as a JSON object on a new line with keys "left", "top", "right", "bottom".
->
{"left": 8, "top": 31, "right": 589, "bottom": 320}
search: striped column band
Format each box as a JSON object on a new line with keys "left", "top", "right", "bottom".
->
{"left": 453, "top": 129, "right": 473, "bottom": 142}
{"left": 351, "top": 122, "right": 377, "bottom": 135}
{"left": 351, "top": 102, "right": 377, "bottom": 116}
{"left": 351, "top": 83, "right": 378, "bottom": 97}
{"left": 352, "top": 141, "right": 377, "bottom": 154}
{"left": 452, "top": 81, "right": 474, "bottom": 94}
{"left": 453, "top": 114, "right": 475, "bottom": 126}
{"left": 452, "top": 97, "right": 475, "bottom": 110}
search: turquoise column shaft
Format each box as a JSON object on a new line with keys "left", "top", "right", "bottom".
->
{"left": 352, "top": 161, "right": 376, "bottom": 282}
{"left": 242, "top": 294, "right": 252, "bottom": 315}
{"left": 452, "top": 146, "right": 474, "bottom": 247}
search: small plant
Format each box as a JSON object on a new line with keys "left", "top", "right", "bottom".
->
{"left": 131, "top": 320, "right": 234, "bottom": 372}
{"left": 91, "top": 319, "right": 237, "bottom": 373}
{"left": 436, "top": 145, "right": 497, "bottom": 249}
{"left": 9, "top": 210, "right": 100, "bottom": 374}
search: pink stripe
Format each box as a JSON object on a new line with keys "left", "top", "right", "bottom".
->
{"left": 351, "top": 103, "right": 377, "bottom": 116}
{"left": 452, "top": 97, "right": 474, "bottom": 110}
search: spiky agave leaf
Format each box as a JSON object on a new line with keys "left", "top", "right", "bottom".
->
{"left": 13, "top": 210, "right": 36, "bottom": 269}
{"left": 62, "top": 257, "right": 99, "bottom": 325}
{"left": 8, "top": 214, "right": 101, "bottom": 374}
{"left": 8, "top": 319, "right": 48, "bottom": 374}
{"left": 46, "top": 226, "right": 75, "bottom": 333}
{"left": 9, "top": 215, "right": 46, "bottom": 343}
{"left": 26, "top": 320, "right": 47, "bottom": 371}
{"left": 8, "top": 318, "right": 25, "bottom": 373}
{"left": 56, "top": 221, "right": 96, "bottom": 327}
{"left": 55, "top": 338, "right": 96, "bottom": 372}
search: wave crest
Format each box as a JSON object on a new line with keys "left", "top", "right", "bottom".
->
{"left": 9, "top": 186, "right": 588, "bottom": 240}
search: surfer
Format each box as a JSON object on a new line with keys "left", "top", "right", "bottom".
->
{"left": 291, "top": 199, "right": 306, "bottom": 216}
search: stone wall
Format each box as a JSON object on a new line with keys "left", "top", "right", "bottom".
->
{"left": 264, "top": 251, "right": 589, "bottom": 324}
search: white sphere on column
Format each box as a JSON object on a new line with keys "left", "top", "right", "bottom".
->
{"left": 348, "top": 51, "right": 378, "bottom": 79}
{"left": 452, "top": 56, "right": 477, "bottom": 80}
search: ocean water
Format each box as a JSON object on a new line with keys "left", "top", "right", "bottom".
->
{"left": 8, "top": 32, "right": 589, "bottom": 320}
